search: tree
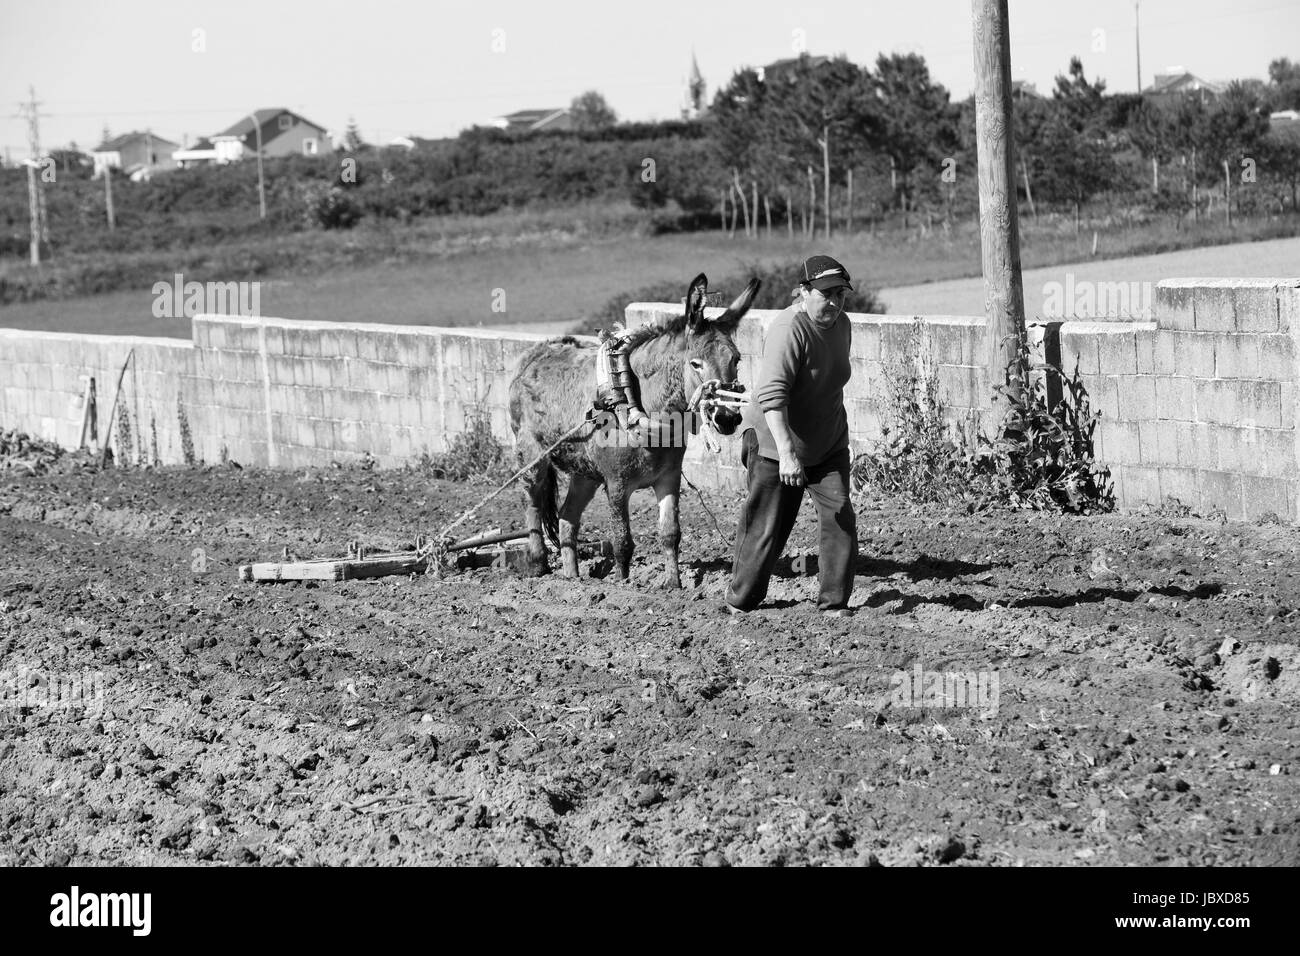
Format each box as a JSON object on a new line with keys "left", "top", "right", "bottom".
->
{"left": 1267, "top": 57, "right": 1300, "bottom": 111}
{"left": 870, "top": 53, "right": 960, "bottom": 223}
{"left": 343, "top": 116, "right": 366, "bottom": 152}
{"left": 570, "top": 91, "right": 617, "bottom": 131}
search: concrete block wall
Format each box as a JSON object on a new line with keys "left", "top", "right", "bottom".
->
{"left": 1057, "top": 279, "right": 1300, "bottom": 521}
{"left": 0, "top": 329, "right": 193, "bottom": 464}
{"left": 1, "top": 277, "right": 1297, "bottom": 522}
{"left": 185, "top": 316, "right": 555, "bottom": 468}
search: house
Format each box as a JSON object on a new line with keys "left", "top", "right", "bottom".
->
{"left": 92, "top": 131, "right": 180, "bottom": 178}
{"left": 1011, "top": 79, "right": 1042, "bottom": 100}
{"left": 207, "top": 108, "right": 332, "bottom": 162}
{"left": 1143, "top": 69, "right": 1224, "bottom": 103}
{"left": 387, "top": 134, "right": 439, "bottom": 150}
{"left": 489, "top": 108, "right": 573, "bottom": 134}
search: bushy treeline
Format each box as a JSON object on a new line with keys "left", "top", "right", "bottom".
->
{"left": 3, "top": 53, "right": 1300, "bottom": 262}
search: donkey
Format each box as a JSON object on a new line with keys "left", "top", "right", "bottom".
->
{"left": 508, "top": 273, "right": 760, "bottom": 588}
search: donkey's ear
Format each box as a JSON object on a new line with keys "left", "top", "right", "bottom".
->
{"left": 712, "top": 277, "right": 762, "bottom": 332}
{"left": 685, "top": 273, "right": 708, "bottom": 331}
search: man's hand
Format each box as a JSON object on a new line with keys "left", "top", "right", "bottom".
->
{"left": 778, "top": 450, "right": 806, "bottom": 487}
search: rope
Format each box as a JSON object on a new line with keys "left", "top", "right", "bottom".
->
{"left": 682, "top": 473, "right": 733, "bottom": 551}
{"left": 419, "top": 418, "right": 596, "bottom": 565}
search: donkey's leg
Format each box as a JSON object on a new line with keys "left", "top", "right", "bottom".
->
{"left": 522, "top": 475, "right": 549, "bottom": 576}
{"left": 652, "top": 471, "right": 682, "bottom": 589}
{"left": 558, "top": 475, "right": 600, "bottom": 578}
{"left": 606, "top": 481, "right": 634, "bottom": 581}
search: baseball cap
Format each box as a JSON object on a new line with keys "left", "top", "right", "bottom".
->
{"left": 800, "top": 255, "right": 853, "bottom": 294}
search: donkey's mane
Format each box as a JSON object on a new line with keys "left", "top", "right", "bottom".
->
{"left": 618, "top": 312, "right": 688, "bottom": 352}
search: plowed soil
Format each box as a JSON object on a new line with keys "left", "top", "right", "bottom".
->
{"left": 1, "top": 465, "right": 1297, "bottom": 866}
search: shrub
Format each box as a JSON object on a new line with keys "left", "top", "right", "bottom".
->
{"left": 852, "top": 319, "right": 1113, "bottom": 514}
{"left": 420, "top": 407, "right": 511, "bottom": 482}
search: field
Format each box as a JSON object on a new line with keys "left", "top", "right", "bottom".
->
{"left": 2, "top": 212, "right": 1297, "bottom": 338}
{"left": 2, "top": 464, "right": 1298, "bottom": 866}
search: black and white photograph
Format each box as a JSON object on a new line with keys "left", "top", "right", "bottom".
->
{"left": 0, "top": 0, "right": 1298, "bottom": 905}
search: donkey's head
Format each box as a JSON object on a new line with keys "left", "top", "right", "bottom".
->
{"left": 682, "top": 272, "right": 761, "bottom": 436}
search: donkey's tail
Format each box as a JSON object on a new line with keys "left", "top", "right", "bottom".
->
{"left": 537, "top": 459, "right": 561, "bottom": 549}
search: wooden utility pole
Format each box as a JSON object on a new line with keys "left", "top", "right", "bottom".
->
{"left": 20, "top": 86, "right": 44, "bottom": 265}
{"left": 1134, "top": 1, "right": 1143, "bottom": 93}
{"left": 971, "top": 0, "right": 1027, "bottom": 410}
{"left": 104, "top": 163, "right": 116, "bottom": 230}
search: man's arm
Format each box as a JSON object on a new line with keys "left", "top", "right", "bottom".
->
{"left": 756, "top": 314, "right": 806, "bottom": 486}
{"left": 764, "top": 409, "right": 806, "bottom": 486}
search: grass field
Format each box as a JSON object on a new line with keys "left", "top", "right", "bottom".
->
{"left": 1, "top": 211, "right": 1297, "bottom": 338}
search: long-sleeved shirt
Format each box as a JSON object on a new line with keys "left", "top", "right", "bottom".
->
{"left": 741, "top": 304, "right": 852, "bottom": 466}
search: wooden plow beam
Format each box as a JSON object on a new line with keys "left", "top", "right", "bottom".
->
{"left": 238, "top": 531, "right": 612, "bottom": 583}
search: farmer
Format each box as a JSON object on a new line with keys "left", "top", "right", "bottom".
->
{"left": 725, "top": 254, "right": 858, "bottom": 616}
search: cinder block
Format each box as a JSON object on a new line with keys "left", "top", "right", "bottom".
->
{"left": 296, "top": 419, "right": 315, "bottom": 448}
{"left": 1238, "top": 380, "right": 1283, "bottom": 429}
{"left": 1280, "top": 283, "right": 1300, "bottom": 334}
{"left": 1199, "top": 469, "right": 1244, "bottom": 520}
{"left": 375, "top": 334, "right": 401, "bottom": 366}
{"left": 1158, "top": 467, "right": 1199, "bottom": 507}
{"left": 386, "top": 364, "right": 411, "bottom": 397}
{"left": 1233, "top": 281, "right": 1282, "bottom": 334}
{"left": 1172, "top": 332, "right": 1217, "bottom": 379}
{"left": 292, "top": 361, "right": 311, "bottom": 387}
{"left": 1282, "top": 382, "right": 1296, "bottom": 429}
{"left": 1137, "top": 330, "right": 1156, "bottom": 373}
{"left": 1193, "top": 378, "right": 1238, "bottom": 425}
{"left": 1256, "top": 429, "right": 1296, "bottom": 479}
{"left": 1125, "top": 465, "right": 1160, "bottom": 506}
{"left": 1059, "top": 330, "right": 1099, "bottom": 376}
{"left": 1101, "top": 420, "right": 1141, "bottom": 465}
{"left": 1137, "top": 420, "right": 1158, "bottom": 463}
{"left": 937, "top": 365, "right": 976, "bottom": 409}
{"left": 1077, "top": 374, "right": 1114, "bottom": 421}
{"left": 1155, "top": 376, "right": 1195, "bottom": 420}
{"left": 1117, "top": 375, "right": 1157, "bottom": 421}
{"left": 1242, "top": 476, "right": 1292, "bottom": 521}
{"left": 1097, "top": 330, "right": 1138, "bottom": 374}
{"left": 1193, "top": 423, "right": 1220, "bottom": 471}
{"left": 1194, "top": 282, "right": 1238, "bottom": 333}
{"left": 1154, "top": 420, "right": 1180, "bottom": 466}
{"left": 931, "top": 326, "right": 967, "bottom": 366}
{"left": 1156, "top": 281, "right": 1197, "bottom": 331}
{"left": 262, "top": 325, "right": 283, "bottom": 356}
{"left": 850, "top": 324, "right": 880, "bottom": 361}
{"left": 1257, "top": 334, "right": 1294, "bottom": 381}
{"left": 878, "top": 322, "right": 917, "bottom": 363}
{"left": 1213, "top": 334, "right": 1261, "bottom": 380}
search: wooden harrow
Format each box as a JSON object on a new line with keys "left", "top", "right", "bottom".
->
{"left": 238, "top": 530, "right": 612, "bottom": 583}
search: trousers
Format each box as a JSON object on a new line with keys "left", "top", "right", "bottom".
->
{"left": 725, "top": 428, "right": 858, "bottom": 611}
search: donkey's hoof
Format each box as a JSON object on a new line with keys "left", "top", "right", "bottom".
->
{"left": 656, "top": 575, "right": 682, "bottom": 591}
{"left": 520, "top": 559, "right": 550, "bottom": 578}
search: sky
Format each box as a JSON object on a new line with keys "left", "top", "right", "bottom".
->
{"left": 1, "top": 0, "right": 1297, "bottom": 157}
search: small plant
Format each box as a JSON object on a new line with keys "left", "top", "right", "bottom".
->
{"left": 423, "top": 406, "right": 510, "bottom": 482}
{"left": 984, "top": 336, "right": 1114, "bottom": 514}
{"left": 853, "top": 321, "right": 1113, "bottom": 515}
{"left": 114, "top": 402, "right": 134, "bottom": 468}
{"left": 177, "top": 396, "right": 197, "bottom": 467}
